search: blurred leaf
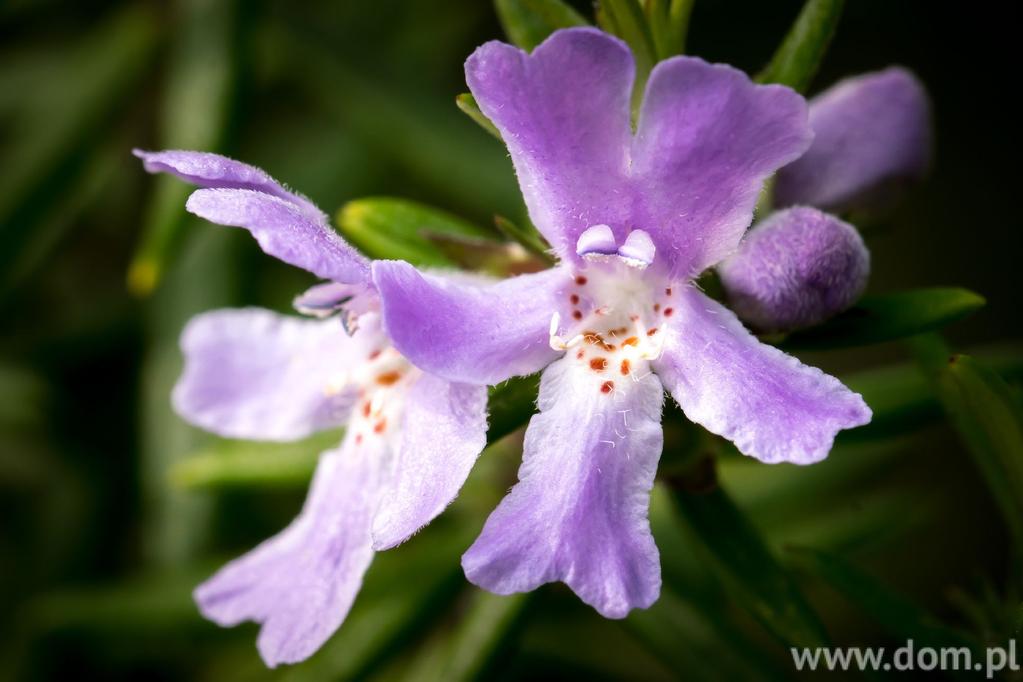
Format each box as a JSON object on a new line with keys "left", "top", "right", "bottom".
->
{"left": 280, "top": 26, "right": 520, "bottom": 220}
{"left": 756, "top": 0, "right": 844, "bottom": 92}
{"left": 645, "top": 0, "right": 696, "bottom": 58}
{"left": 911, "top": 337, "right": 1023, "bottom": 555}
{"left": 0, "top": 4, "right": 157, "bottom": 297}
{"left": 788, "top": 547, "right": 980, "bottom": 657}
{"left": 622, "top": 587, "right": 785, "bottom": 681}
{"left": 455, "top": 93, "right": 501, "bottom": 141}
{"left": 598, "top": 0, "right": 657, "bottom": 111}
{"left": 426, "top": 233, "right": 549, "bottom": 276}
{"left": 439, "top": 592, "right": 531, "bottom": 682}
{"left": 782, "top": 287, "right": 986, "bottom": 351}
{"left": 128, "top": 0, "right": 240, "bottom": 295}
{"left": 27, "top": 567, "right": 209, "bottom": 635}
{"left": 336, "top": 197, "right": 495, "bottom": 267}
{"left": 494, "top": 0, "right": 588, "bottom": 51}
{"left": 170, "top": 430, "right": 341, "bottom": 490}
{"left": 493, "top": 215, "right": 554, "bottom": 262}
{"left": 670, "top": 481, "right": 830, "bottom": 648}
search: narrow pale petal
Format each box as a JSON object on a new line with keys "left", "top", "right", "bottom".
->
{"left": 372, "top": 260, "right": 570, "bottom": 385}
{"left": 173, "top": 308, "right": 378, "bottom": 441}
{"left": 194, "top": 436, "right": 382, "bottom": 667}
{"left": 774, "top": 67, "right": 932, "bottom": 211}
{"left": 371, "top": 373, "right": 488, "bottom": 550}
{"left": 133, "top": 149, "right": 323, "bottom": 220}
{"left": 632, "top": 57, "right": 812, "bottom": 277}
{"left": 186, "top": 188, "right": 370, "bottom": 284}
{"left": 718, "top": 207, "right": 869, "bottom": 332}
{"left": 466, "top": 28, "right": 634, "bottom": 259}
{"left": 462, "top": 357, "right": 664, "bottom": 618}
{"left": 653, "top": 287, "right": 871, "bottom": 463}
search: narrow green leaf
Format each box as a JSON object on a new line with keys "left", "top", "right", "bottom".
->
{"left": 455, "top": 93, "right": 502, "bottom": 141}
{"left": 425, "top": 232, "right": 550, "bottom": 277}
{"left": 170, "top": 430, "right": 341, "bottom": 490}
{"left": 788, "top": 546, "right": 980, "bottom": 658}
{"left": 598, "top": 0, "right": 658, "bottom": 112}
{"left": 645, "top": 0, "right": 696, "bottom": 58}
{"left": 494, "top": 0, "right": 588, "bottom": 51}
{"left": 911, "top": 338, "right": 1023, "bottom": 554}
{"left": 494, "top": 215, "right": 554, "bottom": 262}
{"left": 336, "top": 197, "right": 495, "bottom": 267}
{"left": 669, "top": 482, "right": 830, "bottom": 648}
{"left": 440, "top": 592, "right": 531, "bottom": 682}
{"left": 128, "top": 0, "right": 239, "bottom": 296}
{"left": 782, "top": 287, "right": 986, "bottom": 351}
{"left": 756, "top": 0, "right": 844, "bottom": 92}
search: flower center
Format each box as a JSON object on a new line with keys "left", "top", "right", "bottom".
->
{"left": 549, "top": 226, "right": 675, "bottom": 396}
{"left": 322, "top": 313, "right": 420, "bottom": 443}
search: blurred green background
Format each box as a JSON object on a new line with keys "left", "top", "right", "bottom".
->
{"left": 2, "top": 1, "right": 1022, "bottom": 680}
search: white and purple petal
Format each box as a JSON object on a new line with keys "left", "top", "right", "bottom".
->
{"left": 718, "top": 207, "right": 870, "bottom": 332}
{"left": 186, "top": 188, "right": 370, "bottom": 284}
{"left": 462, "top": 357, "right": 664, "bottom": 618}
{"left": 371, "top": 373, "right": 488, "bottom": 550}
{"left": 195, "top": 436, "right": 381, "bottom": 667}
{"left": 173, "top": 308, "right": 375, "bottom": 441}
{"left": 372, "top": 260, "right": 570, "bottom": 385}
{"left": 774, "top": 67, "right": 932, "bottom": 211}
{"left": 653, "top": 286, "right": 871, "bottom": 464}
{"left": 632, "top": 57, "right": 812, "bottom": 277}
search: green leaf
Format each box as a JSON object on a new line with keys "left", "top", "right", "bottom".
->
{"left": 669, "top": 481, "right": 830, "bottom": 648}
{"left": 788, "top": 547, "right": 979, "bottom": 658}
{"left": 782, "top": 287, "right": 986, "bottom": 351}
{"left": 170, "top": 430, "right": 341, "bottom": 490}
{"left": 336, "top": 197, "right": 495, "bottom": 267}
{"left": 425, "top": 232, "right": 550, "bottom": 277}
{"left": 493, "top": 214, "right": 554, "bottom": 262}
{"left": 756, "top": 0, "right": 845, "bottom": 92}
{"left": 127, "top": 0, "right": 240, "bottom": 296}
{"left": 911, "top": 338, "right": 1023, "bottom": 555}
{"left": 494, "top": 0, "right": 588, "bottom": 51}
{"left": 439, "top": 592, "right": 531, "bottom": 682}
{"left": 645, "top": 0, "right": 696, "bottom": 58}
{"left": 455, "top": 93, "right": 501, "bottom": 141}
{"left": 598, "top": 0, "right": 658, "bottom": 112}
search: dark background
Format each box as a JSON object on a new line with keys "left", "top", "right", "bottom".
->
{"left": 1, "top": 1, "right": 1021, "bottom": 680}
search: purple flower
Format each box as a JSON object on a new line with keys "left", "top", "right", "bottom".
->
{"left": 135, "top": 150, "right": 490, "bottom": 667}
{"left": 372, "top": 28, "right": 872, "bottom": 619}
{"left": 720, "top": 67, "right": 931, "bottom": 331}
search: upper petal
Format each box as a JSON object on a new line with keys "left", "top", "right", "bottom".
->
{"left": 137, "top": 149, "right": 370, "bottom": 283}
{"left": 371, "top": 373, "right": 488, "bottom": 550}
{"left": 774, "top": 67, "right": 932, "bottom": 211}
{"left": 173, "top": 308, "right": 377, "bottom": 441}
{"left": 466, "top": 28, "right": 634, "bottom": 260}
{"left": 133, "top": 149, "right": 322, "bottom": 219}
{"left": 194, "top": 436, "right": 381, "bottom": 667}
{"left": 186, "top": 188, "right": 370, "bottom": 284}
{"left": 652, "top": 287, "right": 871, "bottom": 463}
{"left": 462, "top": 357, "right": 663, "bottom": 618}
{"left": 632, "top": 57, "right": 812, "bottom": 277}
{"left": 718, "top": 206, "right": 870, "bottom": 332}
{"left": 372, "top": 260, "right": 570, "bottom": 385}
